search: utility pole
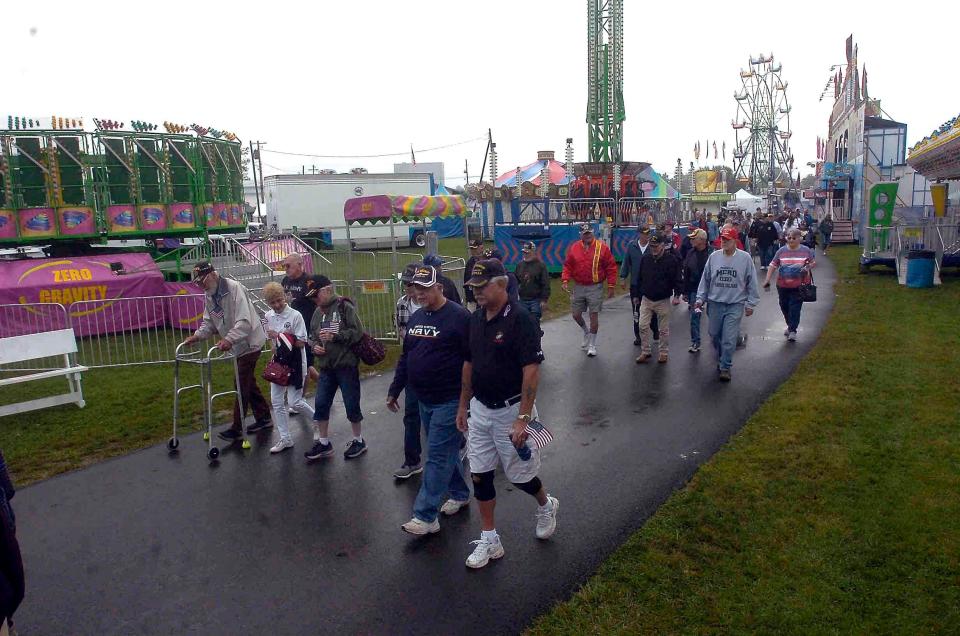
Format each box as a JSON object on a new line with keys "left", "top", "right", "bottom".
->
{"left": 249, "top": 140, "right": 262, "bottom": 220}
{"left": 463, "top": 159, "right": 469, "bottom": 186}
{"left": 254, "top": 141, "right": 266, "bottom": 203}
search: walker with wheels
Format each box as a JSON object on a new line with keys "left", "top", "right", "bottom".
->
{"left": 170, "top": 342, "right": 251, "bottom": 462}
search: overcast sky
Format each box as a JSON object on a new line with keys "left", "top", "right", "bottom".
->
{"left": 7, "top": 0, "right": 956, "bottom": 184}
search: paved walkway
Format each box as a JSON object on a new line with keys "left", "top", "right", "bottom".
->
{"left": 16, "top": 256, "right": 836, "bottom": 635}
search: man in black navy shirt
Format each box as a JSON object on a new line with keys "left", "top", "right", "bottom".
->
{"left": 387, "top": 265, "right": 472, "bottom": 535}
{"left": 456, "top": 259, "right": 559, "bottom": 569}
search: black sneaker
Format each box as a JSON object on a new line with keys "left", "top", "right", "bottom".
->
{"left": 304, "top": 441, "right": 334, "bottom": 460}
{"left": 246, "top": 418, "right": 273, "bottom": 434}
{"left": 344, "top": 438, "right": 367, "bottom": 460}
{"left": 633, "top": 338, "right": 642, "bottom": 346}
{"left": 217, "top": 428, "right": 242, "bottom": 442}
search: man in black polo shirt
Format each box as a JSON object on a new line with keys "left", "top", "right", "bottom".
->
{"left": 280, "top": 252, "right": 319, "bottom": 387}
{"left": 387, "top": 264, "right": 472, "bottom": 535}
{"left": 456, "top": 259, "right": 559, "bottom": 569}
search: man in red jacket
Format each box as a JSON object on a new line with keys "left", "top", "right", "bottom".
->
{"left": 561, "top": 223, "right": 618, "bottom": 357}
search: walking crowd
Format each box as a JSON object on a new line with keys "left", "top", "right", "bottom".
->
{"left": 172, "top": 209, "right": 816, "bottom": 571}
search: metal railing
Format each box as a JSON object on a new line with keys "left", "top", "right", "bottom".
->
{"left": 862, "top": 226, "right": 896, "bottom": 259}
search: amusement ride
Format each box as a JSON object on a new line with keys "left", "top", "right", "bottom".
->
{"left": 731, "top": 55, "right": 794, "bottom": 194}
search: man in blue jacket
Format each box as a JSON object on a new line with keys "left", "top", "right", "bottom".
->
{"left": 387, "top": 265, "right": 473, "bottom": 535}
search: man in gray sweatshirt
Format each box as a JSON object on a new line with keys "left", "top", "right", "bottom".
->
{"left": 695, "top": 226, "right": 760, "bottom": 381}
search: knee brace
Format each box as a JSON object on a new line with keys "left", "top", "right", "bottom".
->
{"left": 471, "top": 470, "right": 496, "bottom": 501}
{"left": 512, "top": 476, "right": 542, "bottom": 497}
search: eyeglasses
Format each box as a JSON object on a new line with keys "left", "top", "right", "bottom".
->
{"left": 282, "top": 263, "right": 292, "bottom": 268}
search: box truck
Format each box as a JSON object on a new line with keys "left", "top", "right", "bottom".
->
{"left": 264, "top": 173, "right": 435, "bottom": 248}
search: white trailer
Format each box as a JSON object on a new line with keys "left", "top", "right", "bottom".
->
{"left": 264, "top": 173, "right": 434, "bottom": 248}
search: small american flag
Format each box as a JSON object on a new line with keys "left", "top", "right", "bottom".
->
{"left": 525, "top": 418, "right": 554, "bottom": 449}
{"left": 210, "top": 307, "right": 224, "bottom": 321}
{"left": 317, "top": 319, "right": 340, "bottom": 338}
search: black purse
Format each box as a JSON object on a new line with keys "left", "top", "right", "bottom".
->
{"left": 798, "top": 271, "right": 817, "bottom": 303}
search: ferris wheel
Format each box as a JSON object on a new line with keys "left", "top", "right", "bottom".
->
{"left": 731, "top": 54, "right": 793, "bottom": 193}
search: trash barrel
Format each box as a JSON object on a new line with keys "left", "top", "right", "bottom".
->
{"left": 905, "top": 249, "right": 935, "bottom": 288}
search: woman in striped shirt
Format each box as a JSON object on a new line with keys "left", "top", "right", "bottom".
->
{"left": 762, "top": 228, "right": 815, "bottom": 342}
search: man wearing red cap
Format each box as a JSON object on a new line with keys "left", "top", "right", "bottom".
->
{"left": 561, "top": 223, "right": 618, "bottom": 357}
{"left": 695, "top": 226, "right": 760, "bottom": 381}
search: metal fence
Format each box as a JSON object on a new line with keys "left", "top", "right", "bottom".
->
{"left": 1, "top": 243, "right": 467, "bottom": 375}
{"left": 862, "top": 226, "right": 896, "bottom": 259}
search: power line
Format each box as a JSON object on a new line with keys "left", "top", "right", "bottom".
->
{"left": 261, "top": 135, "right": 486, "bottom": 159}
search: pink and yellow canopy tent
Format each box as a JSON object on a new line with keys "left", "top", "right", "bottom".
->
{"left": 343, "top": 194, "right": 471, "bottom": 274}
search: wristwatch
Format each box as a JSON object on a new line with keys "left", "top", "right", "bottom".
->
{"left": 517, "top": 414, "right": 532, "bottom": 423}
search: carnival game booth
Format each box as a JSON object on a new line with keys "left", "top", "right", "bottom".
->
{"left": 489, "top": 161, "right": 681, "bottom": 272}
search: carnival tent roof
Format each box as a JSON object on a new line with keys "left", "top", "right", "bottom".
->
{"left": 732, "top": 189, "right": 763, "bottom": 208}
{"left": 495, "top": 159, "right": 571, "bottom": 187}
{"left": 344, "top": 194, "right": 467, "bottom": 224}
{"left": 636, "top": 166, "right": 680, "bottom": 199}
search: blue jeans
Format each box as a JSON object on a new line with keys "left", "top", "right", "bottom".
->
{"left": 520, "top": 298, "right": 543, "bottom": 325}
{"left": 707, "top": 301, "right": 744, "bottom": 371}
{"left": 403, "top": 387, "right": 422, "bottom": 466}
{"left": 413, "top": 400, "right": 470, "bottom": 523}
{"left": 313, "top": 366, "right": 362, "bottom": 423}
{"left": 777, "top": 286, "right": 803, "bottom": 332}
{"left": 687, "top": 292, "right": 701, "bottom": 345}
{"left": 760, "top": 243, "right": 778, "bottom": 268}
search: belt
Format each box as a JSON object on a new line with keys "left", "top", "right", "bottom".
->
{"left": 477, "top": 394, "right": 521, "bottom": 410}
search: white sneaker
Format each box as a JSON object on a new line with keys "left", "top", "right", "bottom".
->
{"left": 440, "top": 499, "right": 469, "bottom": 516}
{"left": 787, "top": 331, "right": 797, "bottom": 342}
{"left": 783, "top": 328, "right": 790, "bottom": 337}
{"left": 287, "top": 408, "right": 298, "bottom": 416}
{"left": 401, "top": 517, "right": 440, "bottom": 535}
{"left": 580, "top": 331, "right": 590, "bottom": 349}
{"left": 587, "top": 345, "right": 597, "bottom": 357}
{"left": 465, "top": 536, "right": 505, "bottom": 569}
{"left": 535, "top": 495, "right": 559, "bottom": 539}
{"left": 269, "top": 439, "right": 294, "bottom": 454}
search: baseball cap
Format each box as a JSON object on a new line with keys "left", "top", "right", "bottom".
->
{"left": 649, "top": 233, "right": 664, "bottom": 245}
{"left": 469, "top": 239, "right": 483, "bottom": 249}
{"left": 465, "top": 258, "right": 506, "bottom": 287}
{"left": 304, "top": 274, "right": 333, "bottom": 297}
{"left": 720, "top": 226, "right": 739, "bottom": 241}
{"left": 399, "top": 262, "right": 418, "bottom": 283}
{"left": 579, "top": 222, "right": 594, "bottom": 234}
{"left": 192, "top": 260, "right": 215, "bottom": 282}
{"left": 410, "top": 265, "right": 438, "bottom": 287}
{"left": 521, "top": 241, "right": 536, "bottom": 253}
{"left": 638, "top": 226, "right": 651, "bottom": 234}
{"left": 689, "top": 228, "right": 707, "bottom": 241}
{"left": 482, "top": 248, "right": 505, "bottom": 261}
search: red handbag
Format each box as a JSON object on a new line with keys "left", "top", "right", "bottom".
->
{"left": 262, "top": 359, "right": 292, "bottom": 386}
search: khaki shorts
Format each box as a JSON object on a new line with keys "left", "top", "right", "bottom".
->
{"left": 571, "top": 282, "right": 604, "bottom": 314}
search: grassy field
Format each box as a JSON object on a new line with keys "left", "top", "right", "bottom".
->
{"left": 527, "top": 245, "right": 960, "bottom": 634}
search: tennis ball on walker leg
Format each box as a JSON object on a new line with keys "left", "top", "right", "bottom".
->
{"left": 242, "top": 440, "right": 251, "bottom": 450}
{"left": 203, "top": 432, "right": 210, "bottom": 441}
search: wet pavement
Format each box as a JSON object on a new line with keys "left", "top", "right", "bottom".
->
{"left": 16, "top": 257, "right": 835, "bottom": 635}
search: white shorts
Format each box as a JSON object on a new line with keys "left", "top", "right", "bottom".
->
{"left": 467, "top": 397, "right": 540, "bottom": 483}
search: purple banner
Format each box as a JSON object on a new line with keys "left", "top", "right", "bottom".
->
{"left": 237, "top": 238, "right": 314, "bottom": 273}
{"left": 0, "top": 253, "right": 168, "bottom": 337}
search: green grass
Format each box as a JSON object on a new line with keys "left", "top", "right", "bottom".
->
{"left": 528, "top": 245, "right": 960, "bottom": 635}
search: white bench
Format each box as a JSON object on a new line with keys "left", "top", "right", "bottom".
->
{"left": 0, "top": 329, "right": 88, "bottom": 417}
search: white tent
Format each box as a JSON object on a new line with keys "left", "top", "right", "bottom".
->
{"left": 732, "top": 189, "right": 763, "bottom": 210}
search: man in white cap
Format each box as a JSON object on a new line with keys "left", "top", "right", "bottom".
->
{"left": 561, "top": 223, "right": 618, "bottom": 357}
